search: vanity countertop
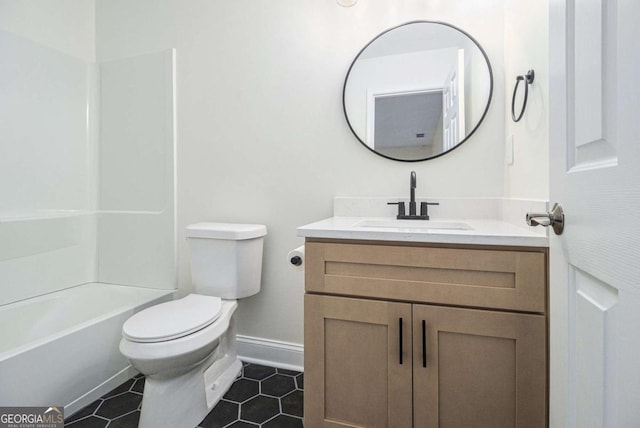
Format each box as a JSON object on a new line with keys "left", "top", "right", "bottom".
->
{"left": 297, "top": 216, "right": 548, "bottom": 247}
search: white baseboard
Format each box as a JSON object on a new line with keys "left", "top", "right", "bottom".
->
{"left": 236, "top": 335, "right": 304, "bottom": 372}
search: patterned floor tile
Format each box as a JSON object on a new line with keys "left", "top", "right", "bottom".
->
{"left": 64, "top": 362, "right": 304, "bottom": 428}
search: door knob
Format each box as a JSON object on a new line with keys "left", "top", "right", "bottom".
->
{"left": 526, "top": 203, "right": 564, "bottom": 235}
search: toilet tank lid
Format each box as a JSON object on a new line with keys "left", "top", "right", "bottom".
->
{"left": 186, "top": 222, "right": 267, "bottom": 240}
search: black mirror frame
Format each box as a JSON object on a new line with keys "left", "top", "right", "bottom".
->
{"left": 342, "top": 20, "right": 494, "bottom": 162}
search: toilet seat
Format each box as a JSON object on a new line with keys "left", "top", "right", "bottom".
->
{"left": 123, "top": 294, "right": 222, "bottom": 343}
{"left": 120, "top": 299, "right": 238, "bottom": 376}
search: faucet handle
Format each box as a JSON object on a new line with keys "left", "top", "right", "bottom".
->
{"left": 420, "top": 202, "right": 440, "bottom": 220}
{"left": 387, "top": 202, "right": 406, "bottom": 218}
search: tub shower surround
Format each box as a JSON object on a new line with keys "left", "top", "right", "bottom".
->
{"left": 0, "top": 29, "right": 176, "bottom": 413}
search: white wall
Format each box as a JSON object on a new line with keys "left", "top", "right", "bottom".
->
{"left": 0, "top": 0, "right": 95, "bottom": 62}
{"left": 0, "top": 0, "right": 547, "bottom": 351}
{"left": 95, "top": 0, "right": 508, "bottom": 346}
{"left": 503, "top": 0, "right": 549, "bottom": 199}
{"left": 0, "top": 0, "right": 546, "bottom": 350}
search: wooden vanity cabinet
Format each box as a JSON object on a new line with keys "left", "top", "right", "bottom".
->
{"left": 304, "top": 240, "right": 548, "bottom": 428}
{"left": 305, "top": 294, "right": 413, "bottom": 428}
{"left": 412, "top": 304, "right": 546, "bottom": 428}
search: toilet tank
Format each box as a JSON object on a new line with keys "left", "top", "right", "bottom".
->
{"left": 186, "top": 222, "right": 267, "bottom": 299}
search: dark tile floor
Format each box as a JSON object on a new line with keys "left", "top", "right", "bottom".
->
{"left": 65, "top": 362, "right": 303, "bottom": 427}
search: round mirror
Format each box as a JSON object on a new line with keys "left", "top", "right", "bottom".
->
{"left": 343, "top": 21, "right": 493, "bottom": 162}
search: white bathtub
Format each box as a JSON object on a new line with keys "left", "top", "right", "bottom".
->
{"left": 0, "top": 283, "right": 172, "bottom": 414}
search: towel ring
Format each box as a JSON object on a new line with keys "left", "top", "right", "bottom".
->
{"left": 511, "top": 69, "right": 535, "bottom": 122}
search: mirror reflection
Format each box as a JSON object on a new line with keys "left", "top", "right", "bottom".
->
{"left": 343, "top": 21, "right": 493, "bottom": 161}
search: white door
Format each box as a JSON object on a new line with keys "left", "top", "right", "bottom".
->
{"left": 549, "top": 0, "right": 640, "bottom": 427}
{"left": 442, "top": 49, "right": 465, "bottom": 151}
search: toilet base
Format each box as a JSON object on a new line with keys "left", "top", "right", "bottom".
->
{"left": 137, "top": 321, "right": 241, "bottom": 428}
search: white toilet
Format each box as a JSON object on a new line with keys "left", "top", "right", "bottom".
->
{"left": 119, "top": 222, "right": 267, "bottom": 428}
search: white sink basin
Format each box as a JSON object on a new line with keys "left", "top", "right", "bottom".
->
{"left": 354, "top": 219, "right": 473, "bottom": 231}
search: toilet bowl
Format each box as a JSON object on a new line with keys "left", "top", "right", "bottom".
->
{"left": 120, "top": 296, "right": 240, "bottom": 428}
{"left": 119, "top": 222, "right": 266, "bottom": 428}
{"left": 121, "top": 295, "right": 235, "bottom": 377}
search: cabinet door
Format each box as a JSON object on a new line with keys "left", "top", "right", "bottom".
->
{"left": 305, "top": 294, "right": 412, "bottom": 428}
{"left": 413, "top": 304, "right": 546, "bottom": 428}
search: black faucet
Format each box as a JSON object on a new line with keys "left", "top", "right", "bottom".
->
{"left": 387, "top": 171, "right": 439, "bottom": 220}
{"left": 409, "top": 171, "right": 417, "bottom": 216}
